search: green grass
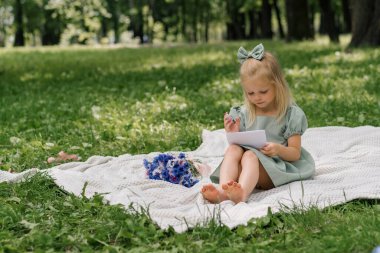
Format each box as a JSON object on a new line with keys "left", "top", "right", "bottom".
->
{"left": 1, "top": 38, "right": 379, "bottom": 252}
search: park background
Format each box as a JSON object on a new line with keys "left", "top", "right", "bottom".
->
{"left": 1, "top": 0, "right": 379, "bottom": 47}
{"left": 1, "top": 0, "right": 380, "bottom": 252}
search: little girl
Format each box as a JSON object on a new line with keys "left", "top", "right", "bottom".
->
{"left": 201, "top": 43, "right": 315, "bottom": 204}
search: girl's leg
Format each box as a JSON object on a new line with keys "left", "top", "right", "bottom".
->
{"left": 201, "top": 144, "right": 244, "bottom": 203}
{"left": 238, "top": 151, "right": 260, "bottom": 200}
{"left": 223, "top": 151, "right": 274, "bottom": 203}
{"left": 219, "top": 144, "right": 244, "bottom": 184}
{"left": 222, "top": 150, "right": 258, "bottom": 203}
{"left": 256, "top": 163, "right": 274, "bottom": 190}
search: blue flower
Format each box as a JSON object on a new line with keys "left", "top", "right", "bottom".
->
{"left": 161, "top": 169, "right": 169, "bottom": 180}
{"left": 153, "top": 172, "right": 161, "bottom": 180}
{"left": 144, "top": 153, "right": 199, "bottom": 188}
{"left": 143, "top": 159, "right": 150, "bottom": 169}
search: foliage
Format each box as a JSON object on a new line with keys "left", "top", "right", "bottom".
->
{"left": 0, "top": 0, "right": 359, "bottom": 46}
{"left": 0, "top": 39, "right": 379, "bottom": 251}
{"left": 0, "top": 0, "right": 229, "bottom": 46}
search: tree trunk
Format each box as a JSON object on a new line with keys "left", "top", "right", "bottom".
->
{"left": 319, "top": 11, "right": 327, "bottom": 34}
{"left": 261, "top": 0, "right": 273, "bottom": 38}
{"left": 147, "top": 0, "right": 154, "bottom": 43}
{"left": 204, "top": 5, "right": 209, "bottom": 42}
{"left": 127, "top": 0, "right": 144, "bottom": 43}
{"left": 349, "top": 0, "right": 380, "bottom": 47}
{"left": 226, "top": 1, "right": 245, "bottom": 40}
{"left": 226, "top": 1, "right": 233, "bottom": 39}
{"left": 285, "top": 0, "right": 313, "bottom": 41}
{"left": 101, "top": 16, "right": 108, "bottom": 39}
{"left": 341, "top": 0, "right": 351, "bottom": 33}
{"left": 237, "top": 11, "right": 246, "bottom": 39}
{"left": 163, "top": 21, "right": 169, "bottom": 41}
{"left": 248, "top": 11, "right": 258, "bottom": 39}
{"left": 0, "top": 32, "right": 5, "bottom": 47}
{"left": 319, "top": 0, "right": 339, "bottom": 43}
{"left": 14, "top": 0, "right": 25, "bottom": 46}
{"left": 0, "top": 35, "right": 4, "bottom": 47}
{"left": 109, "top": 0, "right": 120, "bottom": 43}
{"left": 309, "top": 1, "right": 316, "bottom": 37}
{"left": 192, "top": 0, "right": 198, "bottom": 42}
{"left": 181, "top": 0, "right": 187, "bottom": 41}
{"left": 137, "top": 0, "right": 144, "bottom": 44}
{"left": 41, "top": 9, "right": 61, "bottom": 45}
{"left": 273, "top": 0, "right": 285, "bottom": 39}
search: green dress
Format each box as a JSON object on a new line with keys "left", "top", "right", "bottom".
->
{"left": 210, "top": 104, "right": 315, "bottom": 187}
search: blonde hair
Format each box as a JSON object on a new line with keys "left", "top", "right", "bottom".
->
{"left": 240, "top": 52, "right": 293, "bottom": 126}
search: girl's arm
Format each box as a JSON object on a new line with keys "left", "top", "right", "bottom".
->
{"left": 260, "top": 135, "right": 301, "bottom": 161}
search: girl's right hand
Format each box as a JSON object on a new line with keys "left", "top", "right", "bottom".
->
{"left": 224, "top": 112, "right": 240, "bottom": 132}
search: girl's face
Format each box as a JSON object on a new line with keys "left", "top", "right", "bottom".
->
{"left": 242, "top": 75, "right": 276, "bottom": 112}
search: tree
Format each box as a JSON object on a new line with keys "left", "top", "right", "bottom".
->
{"left": 42, "top": 3, "right": 62, "bottom": 45}
{"left": 105, "top": 0, "right": 120, "bottom": 43}
{"left": 260, "top": 0, "right": 272, "bottom": 39}
{"left": 226, "top": 0, "right": 246, "bottom": 40}
{"left": 349, "top": 0, "right": 380, "bottom": 47}
{"left": 341, "top": 0, "right": 351, "bottom": 33}
{"left": 273, "top": 0, "right": 284, "bottom": 39}
{"left": 191, "top": 0, "right": 199, "bottom": 42}
{"left": 128, "top": 0, "right": 144, "bottom": 43}
{"left": 13, "top": 0, "right": 25, "bottom": 46}
{"left": 149, "top": 0, "right": 169, "bottom": 41}
{"left": 6, "top": 0, "right": 362, "bottom": 47}
{"left": 23, "top": 0, "right": 47, "bottom": 46}
{"left": 319, "top": 0, "right": 339, "bottom": 43}
{"left": 0, "top": 0, "right": 13, "bottom": 46}
{"left": 201, "top": 0, "right": 211, "bottom": 42}
{"left": 285, "top": 0, "right": 314, "bottom": 41}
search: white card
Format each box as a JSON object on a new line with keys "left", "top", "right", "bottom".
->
{"left": 226, "top": 130, "right": 267, "bottom": 149}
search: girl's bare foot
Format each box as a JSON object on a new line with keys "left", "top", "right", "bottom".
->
{"left": 222, "top": 180, "right": 245, "bottom": 204}
{"left": 201, "top": 184, "right": 227, "bottom": 204}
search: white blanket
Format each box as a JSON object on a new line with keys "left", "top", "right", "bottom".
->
{"left": 1, "top": 126, "right": 380, "bottom": 232}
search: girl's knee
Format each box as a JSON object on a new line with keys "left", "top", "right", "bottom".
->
{"left": 242, "top": 150, "right": 258, "bottom": 162}
{"left": 225, "top": 144, "right": 244, "bottom": 155}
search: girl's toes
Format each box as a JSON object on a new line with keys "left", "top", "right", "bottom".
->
{"left": 201, "top": 185, "right": 210, "bottom": 192}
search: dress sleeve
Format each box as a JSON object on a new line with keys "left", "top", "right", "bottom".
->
{"left": 229, "top": 105, "right": 246, "bottom": 131}
{"left": 283, "top": 105, "right": 308, "bottom": 139}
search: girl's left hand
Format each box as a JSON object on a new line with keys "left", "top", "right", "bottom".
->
{"left": 260, "top": 142, "right": 280, "bottom": 157}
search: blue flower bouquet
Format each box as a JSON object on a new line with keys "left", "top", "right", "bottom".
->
{"left": 143, "top": 153, "right": 200, "bottom": 188}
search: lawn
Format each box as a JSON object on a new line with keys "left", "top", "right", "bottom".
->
{"left": 0, "top": 38, "right": 379, "bottom": 252}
